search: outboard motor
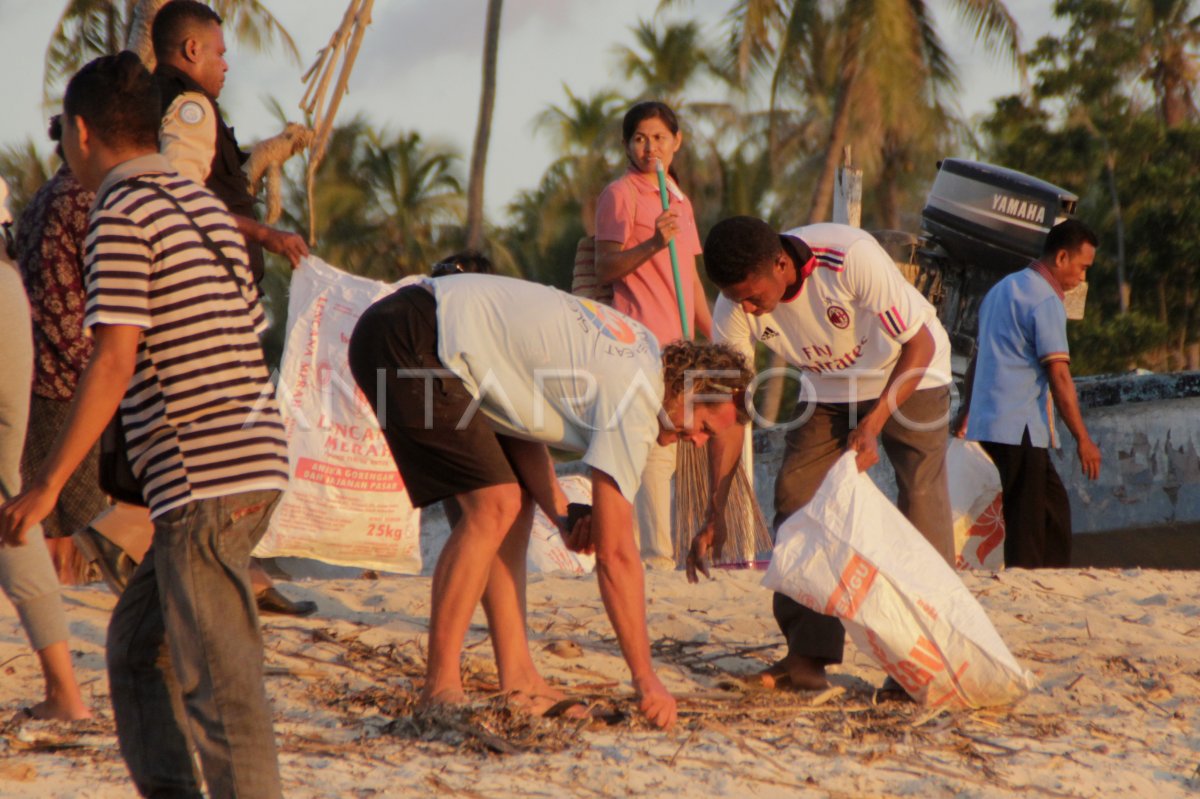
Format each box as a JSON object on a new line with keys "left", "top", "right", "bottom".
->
{"left": 923, "top": 159, "right": 1078, "bottom": 272}
{"left": 897, "top": 159, "right": 1078, "bottom": 358}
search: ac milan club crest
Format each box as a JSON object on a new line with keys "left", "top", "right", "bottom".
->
{"left": 826, "top": 304, "right": 850, "bottom": 329}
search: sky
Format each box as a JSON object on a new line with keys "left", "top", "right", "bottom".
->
{"left": 0, "top": 0, "right": 1060, "bottom": 221}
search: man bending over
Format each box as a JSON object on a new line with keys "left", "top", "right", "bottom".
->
{"left": 348, "top": 274, "right": 753, "bottom": 728}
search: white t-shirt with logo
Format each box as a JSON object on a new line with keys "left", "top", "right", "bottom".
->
{"left": 428, "top": 274, "right": 663, "bottom": 501}
{"left": 714, "top": 223, "right": 952, "bottom": 403}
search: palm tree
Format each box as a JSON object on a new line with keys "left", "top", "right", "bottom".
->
{"left": 668, "top": 0, "right": 1022, "bottom": 223}
{"left": 0, "top": 141, "right": 59, "bottom": 221}
{"left": 1129, "top": 0, "right": 1200, "bottom": 127}
{"left": 703, "top": 0, "right": 790, "bottom": 83}
{"left": 658, "top": 1, "right": 1021, "bottom": 420}
{"left": 706, "top": 109, "right": 779, "bottom": 220}
{"left": 465, "top": 0, "right": 503, "bottom": 251}
{"left": 852, "top": 20, "right": 962, "bottom": 230}
{"left": 502, "top": 165, "right": 587, "bottom": 286}
{"left": 615, "top": 18, "right": 717, "bottom": 106}
{"left": 44, "top": 0, "right": 297, "bottom": 97}
{"left": 792, "top": 1, "right": 1019, "bottom": 224}
{"left": 278, "top": 119, "right": 464, "bottom": 279}
{"left": 364, "top": 129, "right": 465, "bottom": 276}
{"left": 534, "top": 86, "right": 627, "bottom": 234}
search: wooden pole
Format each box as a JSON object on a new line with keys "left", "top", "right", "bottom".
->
{"left": 301, "top": 0, "right": 375, "bottom": 245}
{"left": 832, "top": 145, "right": 862, "bottom": 228}
{"left": 311, "top": 0, "right": 373, "bottom": 167}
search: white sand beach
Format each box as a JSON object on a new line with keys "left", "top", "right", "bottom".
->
{"left": 1, "top": 563, "right": 1197, "bottom": 798}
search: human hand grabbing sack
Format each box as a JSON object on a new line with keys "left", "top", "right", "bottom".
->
{"left": 762, "top": 453, "right": 1036, "bottom": 709}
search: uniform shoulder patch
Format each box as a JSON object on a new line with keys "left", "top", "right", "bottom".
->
{"left": 179, "top": 101, "right": 206, "bottom": 125}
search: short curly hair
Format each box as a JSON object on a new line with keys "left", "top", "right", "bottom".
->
{"left": 661, "top": 340, "right": 753, "bottom": 423}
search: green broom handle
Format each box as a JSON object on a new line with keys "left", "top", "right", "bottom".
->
{"left": 656, "top": 159, "right": 691, "bottom": 340}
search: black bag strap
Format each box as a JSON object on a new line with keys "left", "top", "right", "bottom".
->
{"left": 100, "top": 175, "right": 250, "bottom": 296}
{"left": 127, "top": 178, "right": 248, "bottom": 291}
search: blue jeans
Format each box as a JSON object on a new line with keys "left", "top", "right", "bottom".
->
{"left": 107, "top": 490, "right": 282, "bottom": 799}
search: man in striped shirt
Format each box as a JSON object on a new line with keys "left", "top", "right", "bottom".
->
{"left": 0, "top": 53, "right": 288, "bottom": 798}
{"left": 691, "top": 216, "right": 955, "bottom": 694}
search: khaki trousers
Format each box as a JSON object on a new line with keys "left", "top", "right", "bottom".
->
{"left": 771, "top": 385, "right": 954, "bottom": 663}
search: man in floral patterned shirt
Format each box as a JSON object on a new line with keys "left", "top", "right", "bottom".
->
{"left": 16, "top": 116, "right": 110, "bottom": 583}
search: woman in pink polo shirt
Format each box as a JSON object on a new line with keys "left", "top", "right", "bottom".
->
{"left": 594, "top": 101, "right": 712, "bottom": 570}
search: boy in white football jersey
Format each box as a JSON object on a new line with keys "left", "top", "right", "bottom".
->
{"left": 693, "top": 216, "right": 956, "bottom": 692}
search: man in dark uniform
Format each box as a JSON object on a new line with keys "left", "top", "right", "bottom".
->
{"left": 151, "top": 0, "right": 308, "bottom": 279}
{"left": 145, "top": 1, "right": 315, "bottom": 617}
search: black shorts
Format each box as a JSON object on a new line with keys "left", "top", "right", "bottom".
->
{"left": 347, "top": 285, "right": 516, "bottom": 508}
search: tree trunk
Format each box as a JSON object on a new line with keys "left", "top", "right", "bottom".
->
{"left": 805, "top": 25, "right": 861, "bottom": 226}
{"left": 760, "top": 25, "right": 862, "bottom": 423}
{"left": 832, "top": 147, "right": 863, "bottom": 228}
{"left": 1104, "top": 152, "right": 1129, "bottom": 314}
{"left": 878, "top": 132, "right": 902, "bottom": 230}
{"left": 465, "top": 0, "right": 503, "bottom": 251}
{"left": 1158, "top": 277, "right": 1183, "bottom": 369}
{"left": 1183, "top": 282, "right": 1197, "bottom": 370}
{"left": 126, "top": 0, "right": 170, "bottom": 69}
{"left": 806, "top": 85, "right": 856, "bottom": 225}
{"left": 1159, "top": 71, "right": 1195, "bottom": 129}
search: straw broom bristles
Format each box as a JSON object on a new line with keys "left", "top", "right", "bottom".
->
{"left": 674, "top": 441, "right": 771, "bottom": 567}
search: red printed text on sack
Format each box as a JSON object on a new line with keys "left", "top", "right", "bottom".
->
{"left": 866, "top": 631, "right": 958, "bottom": 694}
{"left": 824, "top": 554, "right": 878, "bottom": 620}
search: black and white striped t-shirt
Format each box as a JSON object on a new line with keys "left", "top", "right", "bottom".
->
{"left": 83, "top": 158, "right": 288, "bottom": 517}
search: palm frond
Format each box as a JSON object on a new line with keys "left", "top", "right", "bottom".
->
{"left": 949, "top": 0, "right": 1024, "bottom": 69}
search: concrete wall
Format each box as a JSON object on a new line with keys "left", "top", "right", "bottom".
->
{"left": 1052, "top": 397, "right": 1200, "bottom": 533}
{"left": 747, "top": 375, "right": 1200, "bottom": 536}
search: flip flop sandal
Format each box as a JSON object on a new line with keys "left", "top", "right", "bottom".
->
{"left": 875, "top": 676, "right": 915, "bottom": 703}
{"left": 72, "top": 527, "right": 137, "bottom": 596}
{"left": 255, "top": 586, "right": 318, "bottom": 617}
{"left": 540, "top": 698, "right": 593, "bottom": 719}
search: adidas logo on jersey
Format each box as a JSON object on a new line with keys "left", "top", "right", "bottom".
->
{"left": 761, "top": 327, "right": 780, "bottom": 340}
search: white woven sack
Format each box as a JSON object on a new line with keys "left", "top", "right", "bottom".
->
{"left": 528, "top": 474, "right": 596, "bottom": 576}
{"left": 946, "top": 439, "right": 1006, "bottom": 570}
{"left": 762, "top": 453, "right": 1035, "bottom": 708}
{"left": 255, "top": 256, "right": 423, "bottom": 573}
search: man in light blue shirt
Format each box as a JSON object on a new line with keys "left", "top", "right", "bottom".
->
{"left": 957, "top": 219, "right": 1102, "bottom": 567}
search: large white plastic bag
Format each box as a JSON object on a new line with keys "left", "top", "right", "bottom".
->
{"left": 946, "top": 439, "right": 1006, "bottom": 570}
{"left": 527, "top": 474, "right": 596, "bottom": 575}
{"left": 255, "top": 256, "right": 423, "bottom": 573}
{"left": 762, "top": 453, "right": 1035, "bottom": 708}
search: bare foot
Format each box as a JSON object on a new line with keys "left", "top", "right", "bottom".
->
{"left": 750, "top": 655, "right": 830, "bottom": 691}
{"left": 26, "top": 698, "right": 93, "bottom": 722}
{"left": 417, "top": 687, "right": 467, "bottom": 711}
